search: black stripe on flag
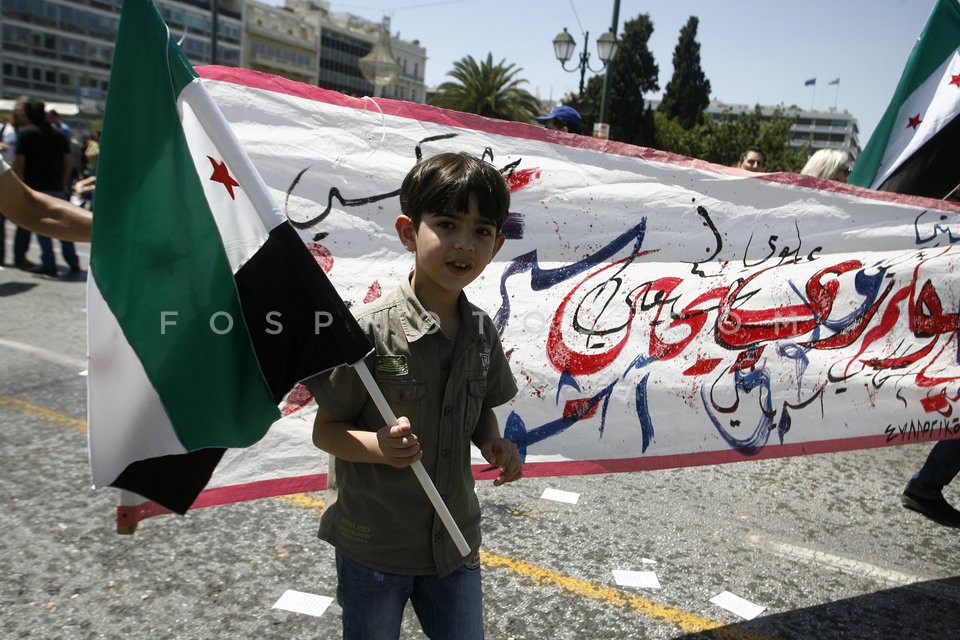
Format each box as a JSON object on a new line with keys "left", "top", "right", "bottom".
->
{"left": 112, "top": 449, "right": 225, "bottom": 515}
{"left": 879, "top": 113, "right": 960, "bottom": 199}
{"left": 110, "top": 223, "right": 370, "bottom": 516}
{"left": 234, "top": 221, "right": 372, "bottom": 403}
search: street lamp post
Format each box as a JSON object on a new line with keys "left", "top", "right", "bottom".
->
{"left": 599, "top": 0, "right": 622, "bottom": 126}
{"left": 551, "top": 27, "right": 618, "bottom": 96}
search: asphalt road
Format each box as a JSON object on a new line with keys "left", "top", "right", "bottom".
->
{"left": 1, "top": 243, "right": 958, "bottom": 640}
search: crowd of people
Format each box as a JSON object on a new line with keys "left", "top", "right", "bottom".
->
{"left": 0, "top": 96, "right": 95, "bottom": 275}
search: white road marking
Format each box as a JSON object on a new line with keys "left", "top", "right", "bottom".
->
{"left": 748, "top": 535, "right": 925, "bottom": 585}
{"left": 0, "top": 337, "right": 86, "bottom": 370}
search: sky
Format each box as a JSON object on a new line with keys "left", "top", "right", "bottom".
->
{"left": 269, "top": 0, "right": 940, "bottom": 145}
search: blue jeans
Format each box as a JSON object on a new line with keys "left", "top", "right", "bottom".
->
{"left": 36, "top": 191, "right": 79, "bottom": 271}
{"left": 906, "top": 439, "right": 960, "bottom": 499}
{"left": 335, "top": 550, "right": 484, "bottom": 640}
{"left": 13, "top": 224, "right": 31, "bottom": 261}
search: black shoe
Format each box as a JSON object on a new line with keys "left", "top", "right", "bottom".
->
{"left": 14, "top": 258, "right": 35, "bottom": 269}
{"left": 901, "top": 490, "right": 960, "bottom": 527}
{"left": 68, "top": 265, "right": 81, "bottom": 274}
{"left": 31, "top": 267, "right": 58, "bottom": 277}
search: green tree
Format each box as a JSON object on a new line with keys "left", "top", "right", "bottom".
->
{"left": 588, "top": 14, "right": 659, "bottom": 147}
{"left": 655, "top": 106, "right": 808, "bottom": 172}
{"left": 658, "top": 16, "right": 711, "bottom": 129}
{"left": 429, "top": 53, "right": 542, "bottom": 123}
{"left": 578, "top": 75, "right": 606, "bottom": 135}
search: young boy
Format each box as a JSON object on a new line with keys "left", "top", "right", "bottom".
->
{"left": 306, "top": 152, "right": 522, "bottom": 639}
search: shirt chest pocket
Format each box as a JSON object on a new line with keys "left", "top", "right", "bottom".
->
{"left": 378, "top": 379, "right": 427, "bottom": 425}
{"left": 462, "top": 375, "right": 487, "bottom": 434}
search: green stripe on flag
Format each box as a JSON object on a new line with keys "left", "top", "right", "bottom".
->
{"left": 849, "top": 0, "right": 960, "bottom": 187}
{"left": 92, "top": 0, "right": 278, "bottom": 449}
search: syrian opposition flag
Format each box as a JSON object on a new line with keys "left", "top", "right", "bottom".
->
{"left": 848, "top": 0, "right": 960, "bottom": 198}
{"left": 87, "top": 0, "right": 372, "bottom": 515}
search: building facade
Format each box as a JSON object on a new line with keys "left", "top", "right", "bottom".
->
{"left": 705, "top": 101, "right": 861, "bottom": 161}
{"left": 0, "top": 0, "right": 244, "bottom": 118}
{"left": 0, "top": 0, "right": 426, "bottom": 125}
{"left": 242, "top": 0, "right": 318, "bottom": 86}
{"left": 285, "top": 0, "right": 426, "bottom": 102}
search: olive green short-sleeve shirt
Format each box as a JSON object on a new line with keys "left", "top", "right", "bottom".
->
{"left": 306, "top": 275, "right": 518, "bottom": 576}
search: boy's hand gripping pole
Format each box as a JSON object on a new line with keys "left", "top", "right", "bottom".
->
{"left": 353, "top": 360, "right": 472, "bottom": 557}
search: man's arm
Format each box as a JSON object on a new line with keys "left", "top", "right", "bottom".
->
{"left": 0, "top": 170, "right": 92, "bottom": 242}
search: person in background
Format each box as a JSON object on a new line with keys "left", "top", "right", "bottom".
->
{"left": 737, "top": 146, "right": 765, "bottom": 172}
{"left": 12, "top": 96, "right": 81, "bottom": 275}
{"left": 0, "top": 154, "right": 91, "bottom": 242}
{"left": 47, "top": 109, "right": 71, "bottom": 139}
{"left": 901, "top": 440, "right": 960, "bottom": 528}
{"left": 800, "top": 148, "right": 851, "bottom": 182}
{"left": 306, "top": 152, "right": 521, "bottom": 640}
{"left": 83, "top": 129, "right": 101, "bottom": 177}
{"left": 535, "top": 105, "right": 583, "bottom": 135}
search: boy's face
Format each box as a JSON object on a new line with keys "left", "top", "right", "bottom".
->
{"left": 396, "top": 193, "right": 505, "bottom": 298}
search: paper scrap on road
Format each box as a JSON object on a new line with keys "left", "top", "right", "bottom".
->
{"left": 709, "top": 591, "right": 765, "bottom": 620}
{"left": 272, "top": 589, "right": 333, "bottom": 618}
{"left": 641, "top": 558, "right": 657, "bottom": 564}
{"left": 540, "top": 488, "right": 580, "bottom": 504}
{"left": 612, "top": 569, "right": 661, "bottom": 589}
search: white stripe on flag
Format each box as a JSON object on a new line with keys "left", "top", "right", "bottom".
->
{"left": 873, "top": 49, "right": 960, "bottom": 189}
{"left": 179, "top": 80, "right": 281, "bottom": 273}
{"left": 87, "top": 273, "right": 187, "bottom": 488}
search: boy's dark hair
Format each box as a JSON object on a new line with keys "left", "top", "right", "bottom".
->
{"left": 399, "top": 152, "right": 510, "bottom": 232}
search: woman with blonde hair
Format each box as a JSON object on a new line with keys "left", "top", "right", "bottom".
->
{"left": 801, "top": 148, "right": 852, "bottom": 182}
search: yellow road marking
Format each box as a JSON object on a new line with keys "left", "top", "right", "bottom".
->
{"left": 0, "top": 395, "right": 87, "bottom": 433}
{"left": 279, "top": 494, "right": 774, "bottom": 639}
{"left": 6, "top": 397, "right": 776, "bottom": 639}
{"left": 479, "top": 550, "right": 774, "bottom": 639}
{"left": 278, "top": 492, "right": 326, "bottom": 514}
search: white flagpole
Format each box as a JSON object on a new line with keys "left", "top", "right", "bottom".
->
{"left": 117, "top": 489, "right": 143, "bottom": 535}
{"left": 353, "top": 360, "right": 472, "bottom": 557}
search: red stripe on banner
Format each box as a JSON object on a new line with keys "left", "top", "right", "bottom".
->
{"left": 117, "top": 473, "right": 328, "bottom": 532}
{"left": 196, "top": 66, "right": 753, "bottom": 176}
{"left": 196, "top": 65, "right": 960, "bottom": 215}
{"left": 484, "top": 432, "right": 960, "bottom": 480}
{"left": 120, "top": 431, "right": 960, "bottom": 530}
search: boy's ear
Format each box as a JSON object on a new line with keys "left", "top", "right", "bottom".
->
{"left": 491, "top": 233, "right": 506, "bottom": 259}
{"left": 395, "top": 215, "right": 416, "bottom": 252}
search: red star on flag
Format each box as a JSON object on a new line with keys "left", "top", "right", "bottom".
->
{"left": 950, "top": 73, "right": 960, "bottom": 88}
{"left": 207, "top": 155, "right": 240, "bottom": 200}
{"left": 906, "top": 113, "right": 923, "bottom": 129}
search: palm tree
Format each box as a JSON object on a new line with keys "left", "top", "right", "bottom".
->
{"left": 429, "top": 53, "right": 542, "bottom": 123}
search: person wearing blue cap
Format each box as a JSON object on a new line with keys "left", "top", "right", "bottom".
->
{"left": 535, "top": 105, "right": 583, "bottom": 134}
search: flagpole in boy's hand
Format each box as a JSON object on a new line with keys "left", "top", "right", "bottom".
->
{"left": 353, "top": 359, "right": 472, "bottom": 557}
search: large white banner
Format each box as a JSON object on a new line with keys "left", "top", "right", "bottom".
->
{"left": 119, "top": 66, "right": 960, "bottom": 525}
